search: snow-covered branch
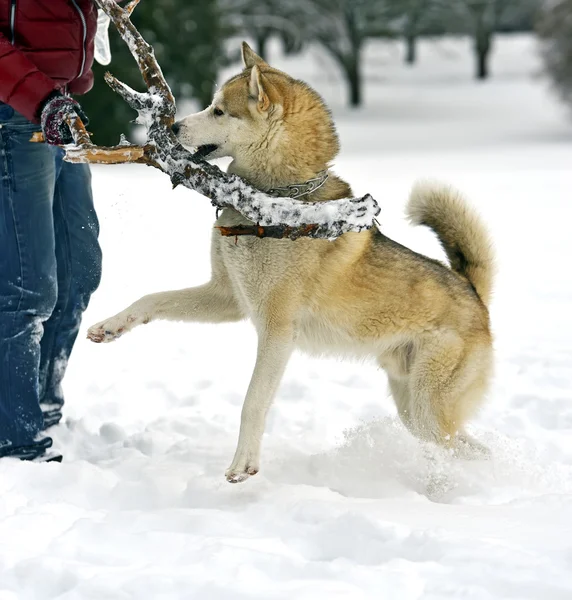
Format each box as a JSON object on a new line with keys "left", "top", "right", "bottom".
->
{"left": 56, "top": 0, "right": 381, "bottom": 240}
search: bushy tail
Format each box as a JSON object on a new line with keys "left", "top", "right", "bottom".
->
{"left": 407, "top": 181, "right": 495, "bottom": 307}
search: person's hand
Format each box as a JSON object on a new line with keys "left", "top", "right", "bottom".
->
{"left": 40, "top": 92, "right": 89, "bottom": 145}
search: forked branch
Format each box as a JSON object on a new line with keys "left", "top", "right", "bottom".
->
{"left": 57, "top": 0, "right": 380, "bottom": 239}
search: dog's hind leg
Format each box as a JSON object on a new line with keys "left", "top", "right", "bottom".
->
{"left": 384, "top": 338, "right": 491, "bottom": 498}
{"left": 225, "top": 320, "right": 294, "bottom": 483}
{"left": 87, "top": 281, "right": 243, "bottom": 343}
{"left": 379, "top": 345, "right": 415, "bottom": 429}
{"left": 406, "top": 334, "right": 492, "bottom": 455}
{"left": 387, "top": 376, "right": 414, "bottom": 431}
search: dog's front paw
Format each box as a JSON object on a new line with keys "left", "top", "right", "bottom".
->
{"left": 87, "top": 312, "right": 146, "bottom": 344}
{"left": 225, "top": 451, "right": 259, "bottom": 484}
{"left": 225, "top": 465, "right": 259, "bottom": 484}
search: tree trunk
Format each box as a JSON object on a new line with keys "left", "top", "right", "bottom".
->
{"left": 341, "top": 7, "right": 363, "bottom": 107}
{"left": 346, "top": 62, "right": 361, "bottom": 107}
{"left": 476, "top": 47, "right": 490, "bottom": 79}
{"left": 256, "top": 31, "right": 269, "bottom": 62}
{"left": 340, "top": 44, "right": 363, "bottom": 108}
{"left": 475, "top": 29, "right": 492, "bottom": 80}
{"left": 405, "top": 34, "right": 417, "bottom": 65}
{"left": 474, "top": 7, "right": 492, "bottom": 81}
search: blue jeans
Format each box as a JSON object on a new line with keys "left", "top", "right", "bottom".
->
{"left": 0, "top": 103, "right": 102, "bottom": 457}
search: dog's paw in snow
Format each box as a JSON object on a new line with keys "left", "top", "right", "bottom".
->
{"left": 87, "top": 312, "right": 148, "bottom": 343}
{"left": 454, "top": 433, "right": 491, "bottom": 460}
{"left": 225, "top": 465, "right": 259, "bottom": 484}
{"left": 225, "top": 452, "right": 260, "bottom": 483}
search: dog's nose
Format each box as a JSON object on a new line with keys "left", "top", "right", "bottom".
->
{"left": 171, "top": 121, "right": 181, "bottom": 135}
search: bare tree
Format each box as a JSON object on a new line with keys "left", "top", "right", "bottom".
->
{"left": 456, "top": 0, "right": 541, "bottom": 79}
{"left": 398, "top": 0, "right": 449, "bottom": 65}
{"left": 465, "top": 0, "right": 502, "bottom": 79}
{"left": 225, "top": 0, "right": 399, "bottom": 107}
{"left": 538, "top": 0, "right": 572, "bottom": 109}
{"left": 299, "top": 0, "right": 400, "bottom": 107}
{"left": 219, "top": 0, "right": 303, "bottom": 61}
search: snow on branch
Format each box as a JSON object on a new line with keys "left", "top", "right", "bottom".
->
{"left": 56, "top": 0, "right": 382, "bottom": 239}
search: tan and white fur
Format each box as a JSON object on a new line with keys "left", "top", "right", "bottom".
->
{"left": 88, "top": 43, "right": 495, "bottom": 483}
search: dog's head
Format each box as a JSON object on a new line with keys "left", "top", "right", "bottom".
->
{"left": 173, "top": 42, "right": 339, "bottom": 184}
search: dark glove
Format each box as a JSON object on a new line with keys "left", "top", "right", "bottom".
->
{"left": 40, "top": 92, "right": 89, "bottom": 145}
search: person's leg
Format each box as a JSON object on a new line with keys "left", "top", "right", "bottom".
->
{"left": 0, "top": 104, "right": 58, "bottom": 457}
{"left": 39, "top": 153, "right": 102, "bottom": 426}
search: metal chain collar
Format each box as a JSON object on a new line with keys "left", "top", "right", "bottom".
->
{"left": 266, "top": 170, "right": 329, "bottom": 199}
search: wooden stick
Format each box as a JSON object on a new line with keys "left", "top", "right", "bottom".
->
{"left": 124, "top": 0, "right": 141, "bottom": 16}
{"left": 215, "top": 224, "right": 321, "bottom": 240}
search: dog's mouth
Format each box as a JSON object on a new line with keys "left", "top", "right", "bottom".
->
{"left": 192, "top": 144, "right": 218, "bottom": 160}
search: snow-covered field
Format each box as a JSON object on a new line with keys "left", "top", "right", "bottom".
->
{"left": 2, "top": 35, "right": 572, "bottom": 599}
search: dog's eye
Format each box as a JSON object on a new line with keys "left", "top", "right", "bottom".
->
{"left": 213, "top": 107, "right": 224, "bottom": 117}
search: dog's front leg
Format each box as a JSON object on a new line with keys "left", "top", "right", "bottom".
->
{"left": 87, "top": 282, "right": 242, "bottom": 343}
{"left": 226, "top": 325, "right": 294, "bottom": 483}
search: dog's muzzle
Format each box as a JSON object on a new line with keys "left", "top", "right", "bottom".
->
{"left": 170, "top": 122, "right": 218, "bottom": 160}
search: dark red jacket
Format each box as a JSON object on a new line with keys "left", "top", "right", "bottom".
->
{"left": 0, "top": 0, "right": 97, "bottom": 123}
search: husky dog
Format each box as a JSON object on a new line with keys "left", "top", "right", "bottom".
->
{"left": 88, "top": 43, "right": 494, "bottom": 483}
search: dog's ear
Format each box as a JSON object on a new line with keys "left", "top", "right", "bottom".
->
{"left": 248, "top": 65, "right": 271, "bottom": 112}
{"left": 242, "top": 41, "right": 268, "bottom": 69}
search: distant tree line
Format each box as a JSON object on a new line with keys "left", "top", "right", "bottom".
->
{"left": 228, "top": 0, "right": 542, "bottom": 105}
{"left": 82, "top": 0, "right": 561, "bottom": 145}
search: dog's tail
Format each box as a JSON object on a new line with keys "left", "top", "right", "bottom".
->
{"left": 406, "top": 181, "right": 495, "bottom": 307}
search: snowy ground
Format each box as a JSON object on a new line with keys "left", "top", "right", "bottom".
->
{"left": 2, "top": 35, "right": 572, "bottom": 599}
